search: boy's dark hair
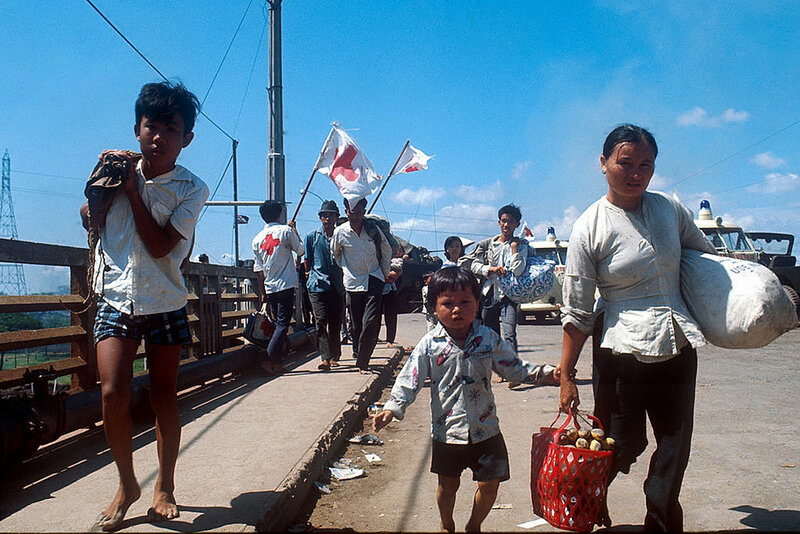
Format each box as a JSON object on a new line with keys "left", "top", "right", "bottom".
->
{"left": 259, "top": 200, "right": 283, "bottom": 223}
{"left": 135, "top": 81, "right": 200, "bottom": 135}
{"left": 498, "top": 204, "right": 521, "bottom": 222}
{"left": 343, "top": 197, "right": 368, "bottom": 212}
{"left": 428, "top": 266, "right": 481, "bottom": 306}
{"left": 602, "top": 124, "right": 658, "bottom": 159}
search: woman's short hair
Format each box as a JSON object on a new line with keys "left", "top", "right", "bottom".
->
{"left": 428, "top": 266, "right": 481, "bottom": 305}
{"left": 602, "top": 124, "right": 658, "bottom": 159}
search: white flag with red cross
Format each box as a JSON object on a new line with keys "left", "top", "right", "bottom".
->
{"left": 315, "top": 124, "right": 382, "bottom": 204}
{"left": 394, "top": 144, "right": 432, "bottom": 175}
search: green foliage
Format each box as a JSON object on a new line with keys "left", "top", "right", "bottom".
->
{"left": 0, "top": 313, "right": 44, "bottom": 333}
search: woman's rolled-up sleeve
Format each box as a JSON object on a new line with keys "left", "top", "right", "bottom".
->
{"left": 561, "top": 229, "right": 598, "bottom": 335}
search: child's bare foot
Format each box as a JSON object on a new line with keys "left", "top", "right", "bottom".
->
{"left": 93, "top": 483, "right": 141, "bottom": 531}
{"left": 492, "top": 375, "right": 505, "bottom": 384}
{"left": 147, "top": 490, "right": 179, "bottom": 522}
{"left": 440, "top": 519, "right": 456, "bottom": 533}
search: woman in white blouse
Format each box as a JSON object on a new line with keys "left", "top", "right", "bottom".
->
{"left": 558, "top": 124, "right": 716, "bottom": 532}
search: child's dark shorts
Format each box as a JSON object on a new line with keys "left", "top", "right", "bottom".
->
{"left": 431, "top": 432, "right": 510, "bottom": 482}
{"left": 94, "top": 300, "right": 192, "bottom": 346}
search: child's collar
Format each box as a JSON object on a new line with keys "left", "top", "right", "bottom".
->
{"left": 431, "top": 320, "right": 482, "bottom": 345}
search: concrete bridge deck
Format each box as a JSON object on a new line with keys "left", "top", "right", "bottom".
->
{"left": 0, "top": 334, "right": 403, "bottom": 532}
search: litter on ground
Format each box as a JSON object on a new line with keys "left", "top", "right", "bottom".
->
{"left": 349, "top": 433, "right": 383, "bottom": 445}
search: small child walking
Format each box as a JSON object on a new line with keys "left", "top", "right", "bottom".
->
{"left": 372, "top": 266, "right": 557, "bottom": 532}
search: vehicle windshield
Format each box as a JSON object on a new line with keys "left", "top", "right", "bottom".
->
{"left": 749, "top": 236, "right": 792, "bottom": 255}
{"left": 536, "top": 248, "right": 567, "bottom": 264}
{"left": 702, "top": 229, "right": 754, "bottom": 252}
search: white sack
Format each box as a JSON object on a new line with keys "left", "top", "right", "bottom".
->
{"left": 680, "top": 249, "right": 798, "bottom": 349}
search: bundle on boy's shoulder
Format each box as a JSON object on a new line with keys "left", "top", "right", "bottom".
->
{"left": 84, "top": 151, "right": 141, "bottom": 229}
{"left": 680, "top": 249, "right": 798, "bottom": 349}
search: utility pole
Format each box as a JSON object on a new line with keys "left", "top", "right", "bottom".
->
{"left": 0, "top": 150, "right": 27, "bottom": 295}
{"left": 267, "top": 0, "right": 285, "bottom": 221}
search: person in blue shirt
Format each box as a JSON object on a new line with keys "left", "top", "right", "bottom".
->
{"left": 304, "top": 200, "right": 345, "bottom": 371}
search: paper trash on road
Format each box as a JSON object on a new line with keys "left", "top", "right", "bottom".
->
{"left": 517, "top": 518, "right": 549, "bottom": 529}
{"left": 348, "top": 433, "right": 383, "bottom": 445}
{"left": 491, "top": 503, "right": 513, "bottom": 510}
{"left": 328, "top": 461, "right": 365, "bottom": 480}
{"left": 363, "top": 452, "right": 382, "bottom": 463}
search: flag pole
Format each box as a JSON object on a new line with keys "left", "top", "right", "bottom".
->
{"left": 291, "top": 126, "right": 335, "bottom": 222}
{"left": 368, "top": 139, "right": 409, "bottom": 214}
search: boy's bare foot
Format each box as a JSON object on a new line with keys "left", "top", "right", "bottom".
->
{"left": 93, "top": 483, "right": 141, "bottom": 531}
{"left": 147, "top": 490, "right": 180, "bottom": 522}
{"left": 507, "top": 381, "right": 521, "bottom": 389}
{"left": 492, "top": 375, "right": 505, "bottom": 384}
{"left": 440, "top": 519, "right": 456, "bottom": 533}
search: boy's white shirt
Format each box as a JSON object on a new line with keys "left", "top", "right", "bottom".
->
{"left": 252, "top": 222, "right": 304, "bottom": 294}
{"left": 384, "top": 320, "right": 553, "bottom": 444}
{"left": 94, "top": 162, "right": 209, "bottom": 315}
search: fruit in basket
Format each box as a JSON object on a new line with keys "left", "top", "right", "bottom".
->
{"left": 566, "top": 428, "right": 579, "bottom": 442}
{"left": 575, "top": 438, "right": 589, "bottom": 449}
{"left": 603, "top": 437, "right": 616, "bottom": 450}
{"left": 578, "top": 428, "right": 592, "bottom": 440}
{"left": 589, "top": 439, "right": 602, "bottom": 451}
{"left": 559, "top": 433, "right": 572, "bottom": 445}
{"left": 591, "top": 428, "right": 605, "bottom": 440}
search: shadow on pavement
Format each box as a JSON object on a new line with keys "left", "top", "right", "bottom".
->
{"left": 731, "top": 504, "right": 800, "bottom": 531}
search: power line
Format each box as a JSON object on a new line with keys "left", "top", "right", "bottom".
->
{"left": 234, "top": 14, "right": 268, "bottom": 135}
{"left": 198, "top": 154, "right": 235, "bottom": 223}
{"left": 84, "top": 0, "right": 236, "bottom": 142}
{"left": 201, "top": 0, "right": 256, "bottom": 107}
{"left": 670, "top": 117, "right": 800, "bottom": 188}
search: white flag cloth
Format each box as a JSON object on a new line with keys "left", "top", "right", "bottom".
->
{"left": 394, "top": 144, "right": 432, "bottom": 175}
{"left": 519, "top": 221, "right": 534, "bottom": 239}
{"left": 315, "top": 124, "right": 382, "bottom": 204}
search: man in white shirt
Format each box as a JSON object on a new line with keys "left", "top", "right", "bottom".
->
{"left": 252, "top": 200, "right": 304, "bottom": 375}
{"left": 330, "top": 197, "right": 395, "bottom": 373}
{"left": 80, "top": 82, "right": 209, "bottom": 531}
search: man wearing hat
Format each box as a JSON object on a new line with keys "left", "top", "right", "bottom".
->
{"left": 305, "top": 200, "right": 345, "bottom": 371}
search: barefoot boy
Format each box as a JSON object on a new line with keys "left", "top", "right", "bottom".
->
{"left": 80, "top": 82, "right": 208, "bottom": 531}
{"left": 372, "top": 266, "right": 556, "bottom": 532}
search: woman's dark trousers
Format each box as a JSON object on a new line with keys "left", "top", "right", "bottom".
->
{"left": 592, "top": 319, "right": 697, "bottom": 532}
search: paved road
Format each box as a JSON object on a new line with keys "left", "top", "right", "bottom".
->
{"left": 303, "top": 314, "right": 800, "bottom": 532}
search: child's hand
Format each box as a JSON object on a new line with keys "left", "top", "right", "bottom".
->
{"left": 372, "top": 410, "right": 394, "bottom": 432}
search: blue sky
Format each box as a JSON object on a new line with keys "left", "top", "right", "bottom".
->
{"left": 2, "top": 1, "right": 799, "bottom": 293}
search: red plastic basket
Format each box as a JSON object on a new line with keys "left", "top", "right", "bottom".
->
{"left": 531, "top": 411, "right": 613, "bottom": 532}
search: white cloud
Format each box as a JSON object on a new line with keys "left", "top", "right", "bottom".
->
{"left": 528, "top": 206, "right": 581, "bottom": 241}
{"left": 510, "top": 160, "right": 532, "bottom": 180}
{"left": 391, "top": 217, "right": 435, "bottom": 232}
{"left": 747, "top": 172, "right": 800, "bottom": 194}
{"left": 720, "top": 213, "right": 755, "bottom": 230}
{"left": 676, "top": 107, "right": 750, "bottom": 128}
{"left": 722, "top": 108, "right": 750, "bottom": 123}
{"left": 438, "top": 203, "right": 498, "bottom": 235}
{"left": 390, "top": 187, "right": 446, "bottom": 207}
{"left": 455, "top": 181, "right": 504, "bottom": 202}
{"left": 648, "top": 172, "right": 671, "bottom": 191}
{"left": 750, "top": 152, "right": 786, "bottom": 169}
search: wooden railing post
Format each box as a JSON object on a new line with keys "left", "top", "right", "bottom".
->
{"left": 70, "top": 264, "right": 96, "bottom": 391}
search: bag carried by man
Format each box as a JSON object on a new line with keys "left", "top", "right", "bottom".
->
{"left": 680, "top": 248, "right": 798, "bottom": 349}
{"left": 499, "top": 252, "right": 555, "bottom": 304}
